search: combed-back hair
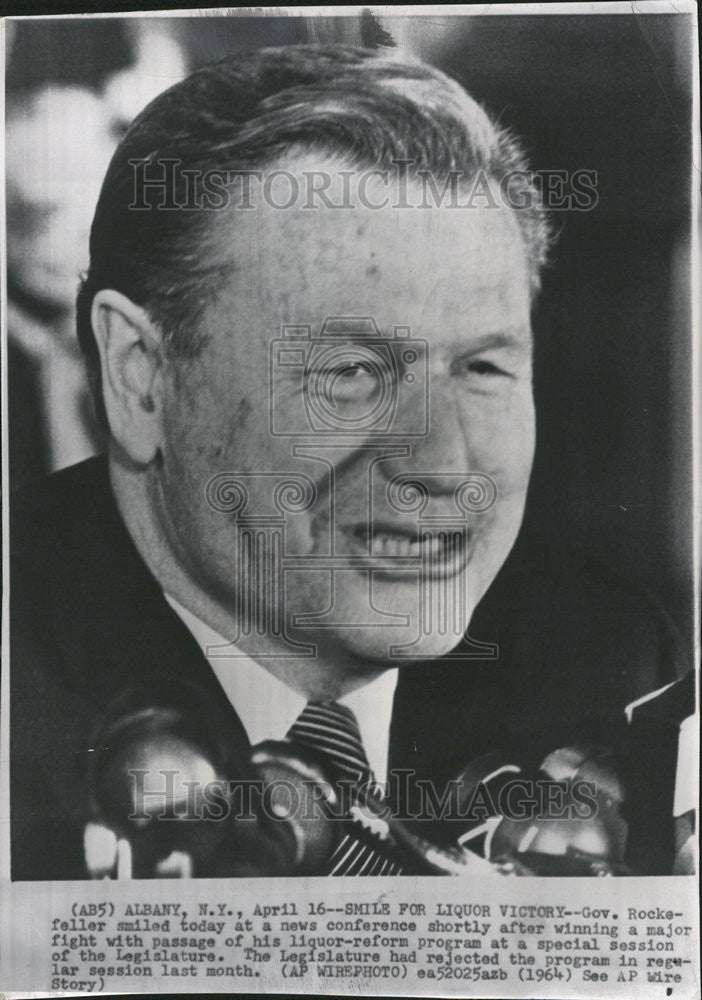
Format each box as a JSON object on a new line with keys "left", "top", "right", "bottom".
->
{"left": 77, "top": 45, "right": 551, "bottom": 426}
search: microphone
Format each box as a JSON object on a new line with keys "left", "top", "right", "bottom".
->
{"left": 84, "top": 685, "right": 339, "bottom": 877}
{"left": 449, "top": 746, "right": 632, "bottom": 876}
{"left": 86, "top": 680, "right": 680, "bottom": 877}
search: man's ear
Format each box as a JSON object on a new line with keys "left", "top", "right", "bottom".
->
{"left": 91, "top": 289, "right": 165, "bottom": 464}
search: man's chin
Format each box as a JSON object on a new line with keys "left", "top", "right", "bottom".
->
{"left": 311, "top": 622, "right": 471, "bottom": 669}
{"left": 285, "top": 572, "right": 478, "bottom": 666}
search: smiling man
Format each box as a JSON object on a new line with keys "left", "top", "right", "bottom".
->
{"left": 10, "top": 46, "right": 679, "bottom": 878}
{"left": 98, "top": 165, "right": 534, "bottom": 689}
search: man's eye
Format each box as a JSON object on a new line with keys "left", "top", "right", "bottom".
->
{"left": 334, "top": 362, "right": 374, "bottom": 379}
{"left": 313, "top": 361, "right": 377, "bottom": 385}
{"left": 326, "top": 362, "right": 380, "bottom": 401}
{"left": 467, "top": 359, "right": 507, "bottom": 376}
{"left": 306, "top": 360, "right": 386, "bottom": 404}
{"left": 451, "top": 356, "right": 511, "bottom": 379}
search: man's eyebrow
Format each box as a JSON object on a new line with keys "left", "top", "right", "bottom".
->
{"left": 314, "top": 327, "right": 532, "bottom": 350}
{"left": 453, "top": 328, "right": 532, "bottom": 352}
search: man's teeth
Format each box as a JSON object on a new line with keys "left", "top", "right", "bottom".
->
{"left": 368, "top": 532, "right": 461, "bottom": 558}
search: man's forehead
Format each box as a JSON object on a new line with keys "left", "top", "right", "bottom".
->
{"left": 194, "top": 156, "right": 532, "bottom": 344}
{"left": 216, "top": 166, "right": 527, "bottom": 271}
{"left": 200, "top": 236, "right": 525, "bottom": 361}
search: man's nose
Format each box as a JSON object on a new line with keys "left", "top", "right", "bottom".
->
{"left": 388, "top": 382, "right": 474, "bottom": 493}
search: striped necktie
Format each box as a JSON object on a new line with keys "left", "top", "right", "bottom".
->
{"left": 287, "top": 701, "right": 402, "bottom": 875}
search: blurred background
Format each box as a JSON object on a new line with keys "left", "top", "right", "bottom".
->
{"left": 3, "top": 11, "right": 695, "bottom": 641}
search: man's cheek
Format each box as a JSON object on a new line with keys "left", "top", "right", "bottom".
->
{"left": 467, "top": 391, "right": 533, "bottom": 456}
{"left": 489, "top": 407, "right": 535, "bottom": 490}
{"left": 476, "top": 443, "right": 533, "bottom": 505}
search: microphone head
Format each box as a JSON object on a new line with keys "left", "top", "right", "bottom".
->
{"left": 91, "top": 706, "right": 219, "bottom": 828}
{"left": 86, "top": 682, "right": 247, "bottom": 876}
{"left": 451, "top": 745, "right": 630, "bottom": 876}
{"left": 88, "top": 701, "right": 231, "bottom": 876}
{"left": 248, "top": 739, "right": 339, "bottom": 874}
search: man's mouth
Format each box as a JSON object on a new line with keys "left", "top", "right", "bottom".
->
{"left": 344, "top": 523, "right": 474, "bottom": 577}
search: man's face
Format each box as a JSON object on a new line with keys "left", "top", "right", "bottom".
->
{"left": 153, "top": 160, "right": 535, "bottom": 670}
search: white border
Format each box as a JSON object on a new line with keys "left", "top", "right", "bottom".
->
{"left": 2, "top": 2, "right": 699, "bottom": 22}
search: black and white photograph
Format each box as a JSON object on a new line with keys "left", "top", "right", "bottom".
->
{"left": 1, "top": 5, "right": 699, "bottom": 996}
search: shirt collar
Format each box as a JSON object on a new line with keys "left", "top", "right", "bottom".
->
{"left": 164, "top": 594, "right": 398, "bottom": 785}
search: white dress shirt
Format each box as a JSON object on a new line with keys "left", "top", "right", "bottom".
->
{"left": 165, "top": 594, "right": 398, "bottom": 785}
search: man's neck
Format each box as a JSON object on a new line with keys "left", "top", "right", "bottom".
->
{"left": 109, "top": 452, "right": 387, "bottom": 700}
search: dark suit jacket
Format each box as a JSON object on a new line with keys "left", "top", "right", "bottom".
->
{"left": 10, "top": 457, "right": 683, "bottom": 879}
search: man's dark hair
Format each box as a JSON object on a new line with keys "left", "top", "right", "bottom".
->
{"left": 77, "top": 44, "right": 551, "bottom": 427}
